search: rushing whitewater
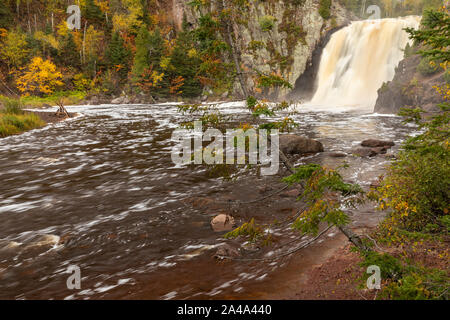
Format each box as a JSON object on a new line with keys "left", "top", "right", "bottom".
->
{"left": 310, "top": 16, "right": 421, "bottom": 111}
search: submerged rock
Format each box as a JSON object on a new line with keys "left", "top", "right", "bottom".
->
{"left": 361, "top": 139, "right": 395, "bottom": 148}
{"left": 214, "top": 244, "right": 240, "bottom": 260}
{"left": 279, "top": 135, "right": 324, "bottom": 155}
{"left": 211, "top": 214, "right": 235, "bottom": 232}
{"left": 352, "top": 147, "right": 377, "bottom": 157}
{"left": 0, "top": 241, "right": 22, "bottom": 252}
{"left": 280, "top": 188, "right": 300, "bottom": 197}
{"left": 326, "top": 152, "right": 347, "bottom": 158}
{"left": 24, "top": 234, "right": 60, "bottom": 250}
{"left": 352, "top": 145, "right": 391, "bottom": 157}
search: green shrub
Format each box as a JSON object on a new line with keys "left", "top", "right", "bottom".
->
{"left": 382, "top": 268, "right": 449, "bottom": 300}
{"left": 257, "top": 73, "right": 292, "bottom": 89}
{"left": 0, "top": 98, "right": 23, "bottom": 115}
{"left": 319, "top": 0, "right": 331, "bottom": 19}
{"left": 444, "top": 69, "right": 450, "bottom": 84}
{"left": 360, "top": 251, "right": 404, "bottom": 280}
{"left": 247, "top": 40, "right": 265, "bottom": 52}
{"left": 403, "top": 42, "right": 417, "bottom": 58}
{"left": 0, "top": 113, "right": 45, "bottom": 137}
{"left": 371, "top": 104, "right": 449, "bottom": 233}
{"left": 259, "top": 15, "right": 276, "bottom": 32}
{"left": 416, "top": 57, "right": 439, "bottom": 76}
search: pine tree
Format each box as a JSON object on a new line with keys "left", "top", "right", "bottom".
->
{"left": 0, "top": 1, "right": 12, "bottom": 29}
{"left": 169, "top": 21, "right": 203, "bottom": 97}
{"left": 131, "top": 25, "right": 151, "bottom": 84}
{"left": 148, "top": 27, "right": 165, "bottom": 73}
{"left": 57, "top": 32, "right": 80, "bottom": 69}
{"left": 405, "top": 8, "right": 450, "bottom": 63}
{"left": 106, "top": 32, "right": 130, "bottom": 79}
{"left": 83, "top": 0, "right": 104, "bottom": 24}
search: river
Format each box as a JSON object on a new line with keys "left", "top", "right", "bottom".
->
{"left": 0, "top": 101, "right": 416, "bottom": 299}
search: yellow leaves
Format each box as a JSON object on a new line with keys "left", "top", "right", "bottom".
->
{"left": 433, "top": 84, "right": 450, "bottom": 100}
{"left": 73, "top": 73, "right": 93, "bottom": 91}
{"left": 34, "top": 31, "right": 60, "bottom": 50}
{"left": 112, "top": 0, "right": 144, "bottom": 32}
{"left": 151, "top": 71, "right": 164, "bottom": 86}
{"left": 160, "top": 57, "right": 171, "bottom": 71}
{"left": 84, "top": 26, "right": 104, "bottom": 58}
{"left": 238, "top": 122, "right": 254, "bottom": 131}
{"left": 112, "top": 14, "right": 130, "bottom": 32}
{"left": 96, "top": 0, "right": 109, "bottom": 13}
{"left": 56, "top": 21, "right": 70, "bottom": 38}
{"left": 0, "top": 29, "right": 29, "bottom": 68}
{"left": 187, "top": 48, "right": 198, "bottom": 59}
{"left": 16, "top": 57, "right": 63, "bottom": 96}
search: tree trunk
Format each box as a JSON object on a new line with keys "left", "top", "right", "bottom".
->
{"left": 82, "top": 21, "right": 88, "bottom": 64}
{"left": 338, "top": 225, "right": 370, "bottom": 251}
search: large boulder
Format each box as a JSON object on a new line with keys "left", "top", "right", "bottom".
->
{"left": 279, "top": 135, "right": 324, "bottom": 155}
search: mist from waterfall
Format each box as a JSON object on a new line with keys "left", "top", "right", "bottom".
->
{"left": 310, "top": 16, "right": 421, "bottom": 111}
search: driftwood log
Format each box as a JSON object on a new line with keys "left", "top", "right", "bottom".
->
{"left": 55, "top": 100, "right": 70, "bottom": 118}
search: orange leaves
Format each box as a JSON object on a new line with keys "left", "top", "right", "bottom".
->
{"left": 169, "top": 76, "right": 184, "bottom": 95}
{"left": 16, "top": 57, "right": 63, "bottom": 96}
{"left": 137, "top": 66, "right": 165, "bottom": 94}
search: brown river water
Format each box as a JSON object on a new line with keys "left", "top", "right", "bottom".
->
{"left": 0, "top": 102, "right": 417, "bottom": 299}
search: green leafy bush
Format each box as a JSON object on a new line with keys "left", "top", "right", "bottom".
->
{"left": 319, "top": 0, "right": 331, "bottom": 19}
{"left": 416, "top": 57, "right": 439, "bottom": 75}
{"left": 259, "top": 15, "right": 276, "bottom": 32}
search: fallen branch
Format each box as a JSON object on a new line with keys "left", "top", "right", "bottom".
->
{"left": 56, "top": 99, "right": 70, "bottom": 118}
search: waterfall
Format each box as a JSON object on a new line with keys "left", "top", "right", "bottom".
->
{"left": 310, "top": 16, "right": 421, "bottom": 111}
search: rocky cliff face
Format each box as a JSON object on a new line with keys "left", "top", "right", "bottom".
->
{"left": 374, "top": 54, "right": 446, "bottom": 114}
{"left": 174, "top": 0, "right": 353, "bottom": 99}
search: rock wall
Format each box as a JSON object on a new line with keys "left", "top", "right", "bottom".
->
{"left": 374, "top": 54, "right": 446, "bottom": 114}
{"left": 175, "top": 0, "right": 354, "bottom": 100}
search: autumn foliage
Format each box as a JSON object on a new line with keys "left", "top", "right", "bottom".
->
{"left": 16, "top": 57, "right": 63, "bottom": 96}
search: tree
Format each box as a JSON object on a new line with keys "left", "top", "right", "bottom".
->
{"left": 57, "top": 32, "right": 80, "bottom": 69}
{"left": 16, "top": 57, "right": 63, "bottom": 96}
{"left": 82, "top": 25, "right": 104, "bottom": 75}
{"left": 83, "top": 0, "right": 104, "bottom": 24}
{"left": 169, "top": 21, "right": 203, "bottom": 97}
{"left": 405, "top": 8, "right": 450, "bottom": 64}
{"left": 106, "top": 31, "right": 130, "bottom": 79}
{"left": 131, "top": 26, "right": 167, "bottom": 94}
{"left": 0, "top": 1, "right": 12, "bottom": 29}
{"left": 147, "top": 28, "right": 165, "bottom": 73}
{"left": 0, "top": 29, "right": 29, "bottom": 71}
{"left": 111, "top": 0, "right": 145, "bottom": 33}
{"left": 131, "top": 25, "right": 151, "bottom": 84}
